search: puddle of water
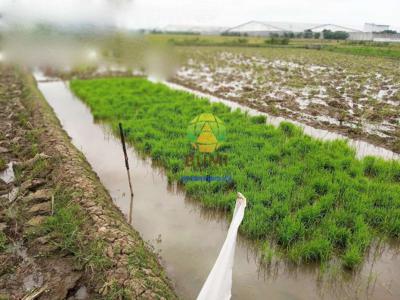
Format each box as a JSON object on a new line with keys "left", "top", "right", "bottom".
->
{"left": 23, "top": 273, "right": 44, "bottom": 292}
{"left": 0, "top": 161, "right": 18, "bottom": 202}
{"left": 0, "top": 162, "right": 15, "bottom": 184}
{"left": 7, "top": 187, "right": 19, "bottom": 202}
{"left": 36, "top": 79, "right": 400, "bottom": 300}
{"left": 161, "top": 81, "right": 399, "bottom": 161}
{"left": 75, "top": 286, "right": 88, "bottom": 300}
{"left": 33, "top": 68, "right": 59, "bottom": 83}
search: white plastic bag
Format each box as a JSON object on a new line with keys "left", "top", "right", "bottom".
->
{"left": 197, "top": 192, "right": 247, "bottom": 300}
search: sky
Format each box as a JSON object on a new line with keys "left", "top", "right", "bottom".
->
{"left": 0, "top": 0, "right": 399, "bottom": 30}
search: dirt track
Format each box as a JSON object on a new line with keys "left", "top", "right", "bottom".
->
{"left": 0, "top": 66, "right": 177, "bottom": 299}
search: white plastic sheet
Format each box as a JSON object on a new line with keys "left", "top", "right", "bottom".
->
{"left": 197, "top": 192, "right": 247, "bottom": 300}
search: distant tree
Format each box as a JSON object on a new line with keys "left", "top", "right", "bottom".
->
{"left": 221, "top": 31, "right": 241, "bottom": 36}
{"left": 323, "top": 30, "right": 349, "bottom": 40}
{"left": 283, "top": 32, "right": 293, "bottom": 38}
{"left": 150, "top": 29, "right": 163, "bottom": 34}
{"left": 334, "top": 31, "right": 350, "bottom": 40}
{"left": 303, "top": 29, "right": 313, "bottom": 39}
{"left": 313, "top": 32, "right": 321, "bottom": 39}
{"left": 322, "top": 30, "right": 332, "bottom": 39}
{"left": 381, "top": 30, "right": 397, "bottom": 34}
{"left": 165, "top": 31, "right": 200, "bottom": 35}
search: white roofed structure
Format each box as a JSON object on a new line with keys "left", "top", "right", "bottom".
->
{"left": 224, "top": 21, "right": 361, "bottom": 36}
{"left": 226, "top": 21, "right": 286, "bottom": 33}
{"left": 307, "top": 24, "right": 362, "bottom": 33}
{"left": 160, "top": 21, "right": 399, "bottom": 42}
{"left": 364, "top": 23, "right": 390, "bottom": 33}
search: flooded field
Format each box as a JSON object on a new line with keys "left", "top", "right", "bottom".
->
{"left": 173, "top": 47, "right": 400, "bottom": 153}
{"left": 36, "top": 77, "right": 400, "bottom": 300}
{"left": 3, "top": 0, "right": 400, "bottom": 298}
{"left": 162, "top": 80, "right": 399, "bottom": 160}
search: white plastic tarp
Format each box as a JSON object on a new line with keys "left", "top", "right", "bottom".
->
{"left": 197, "top": 192, "right": 247, "bottom": 300}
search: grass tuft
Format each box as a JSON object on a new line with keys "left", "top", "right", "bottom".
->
{"left": 0, "top": 232, "right": 7, "bottom": 252}
{"left": 42, "top": 188, "right": 111, "bottom": 271}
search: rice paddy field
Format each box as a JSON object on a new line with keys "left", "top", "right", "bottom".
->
{"left": 70, "top": 77, "right": 400, "bottom": 270}
{"left": 4, "top": 1, "right": 400, "bottom": 297}
{"left": 171, "top": 46, "right": 400, "bottom": 153}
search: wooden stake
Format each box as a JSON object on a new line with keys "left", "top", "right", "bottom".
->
{"left": 119, "top": 122, "right": 134, "bottom": 223}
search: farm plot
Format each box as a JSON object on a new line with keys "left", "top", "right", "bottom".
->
{"left": 71, "top": 77, "right": 400, "bottom": 269}
{"left": 172, "top": 47, "right": 400, "bottom": 152}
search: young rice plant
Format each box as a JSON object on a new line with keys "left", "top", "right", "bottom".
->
{"left": 70, "top": 77, "right": 400, "bottom": 269}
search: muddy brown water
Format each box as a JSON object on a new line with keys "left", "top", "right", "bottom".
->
{"left": 35, "top": 78, "right": 400, "bottom": 300}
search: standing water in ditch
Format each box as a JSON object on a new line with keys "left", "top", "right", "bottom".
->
{"left": 36, "top": 78, "right": 400, "bottom": 300}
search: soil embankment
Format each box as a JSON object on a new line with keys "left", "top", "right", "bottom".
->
{"left": 0, "top": 66, "right": 177, "bottom": 299}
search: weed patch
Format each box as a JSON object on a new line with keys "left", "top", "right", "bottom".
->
{"left": 42, "top": 188, "right": 111, "bottom": 271}
{"left": 0, "top": 232, "right": 7, "bottom": 252}
{"left": 0, "top": 158, "right": 6, "bottom": 171}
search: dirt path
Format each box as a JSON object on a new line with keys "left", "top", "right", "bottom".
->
{"left": 0, "top": 66, "right": 177, "bottom": 299}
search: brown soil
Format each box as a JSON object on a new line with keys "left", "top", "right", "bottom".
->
{"left": 0, "top": 66, "right": 177, "bottom": 299}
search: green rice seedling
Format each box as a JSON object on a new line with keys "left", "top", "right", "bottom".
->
{"left": 70, "top": 77, "right": 400, "bottom": 269}
{"left": 297, "top": 204, "right": 323, "bottom": 228}
{"left": 342, "top": 244, "right": 362, "bottom": 270}
{"left": 278, "top": 121, "right": 302, "bottom": 137}
{"left": 311, "top": 175, "right": 331, "bottom": 196}
{"left": 242, "top": 204, "right": 272, "bottom": 239}
{"left": 325, "top": 221, "right": 351, "bottom": 250}
{"left": 261, "top": 242, "right": 276, "bottom": 264}
{"left": 289, "top": 237, "right": 332, "bottom": 263}
{"left": 250, "top": 115, "right": 267, "bottom": 124}
{"left": 363, "top": 156, "right": 385, "bottom": 178}
{"left": 277, "top": 216, "right": 305, "bottom": 248}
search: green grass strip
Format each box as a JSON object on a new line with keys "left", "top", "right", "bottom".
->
{"left": 324, "top": 45, "right": 400, "bottom": 59}
{"left": 70, "top": 77, "right": 400, "bottom": 269}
